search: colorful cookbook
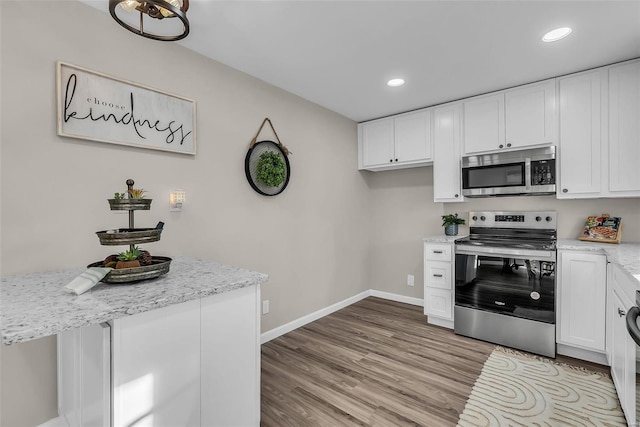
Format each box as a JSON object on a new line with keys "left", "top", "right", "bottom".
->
{"left": 579, "top": 214, "right": 622, "bottom": 243}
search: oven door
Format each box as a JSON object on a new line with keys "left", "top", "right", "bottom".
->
{"left": 455, "top": 248, "right": 556, "bottom": 323}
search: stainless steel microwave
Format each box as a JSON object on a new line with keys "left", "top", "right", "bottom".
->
{"left": 461, "top": 146, "right": 556, "bottom": 197}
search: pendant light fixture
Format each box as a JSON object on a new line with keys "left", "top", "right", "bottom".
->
{"left": 109, "top": 0, "right": 190, "bottom": 42}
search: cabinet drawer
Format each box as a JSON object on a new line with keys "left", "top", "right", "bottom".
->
{"left": 425, "top": 262, "right": 452, "bottom": 290}
{"left": 424, "top": 243, "right": 453, "bottom": 262}
{"left": 424, "top": 287, "right": 453, "bottom": 320}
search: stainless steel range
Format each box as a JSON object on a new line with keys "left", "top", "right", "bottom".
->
{"left": 454, "top": 211, "right": 557, "bottom": 357}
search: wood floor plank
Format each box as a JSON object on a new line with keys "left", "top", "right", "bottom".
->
{"left": 260, "top": 296, "right": 609, "bottom": 426}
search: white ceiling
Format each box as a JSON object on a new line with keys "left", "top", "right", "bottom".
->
{"left": 84, "top": 1, "right": 640, "bottom": 122}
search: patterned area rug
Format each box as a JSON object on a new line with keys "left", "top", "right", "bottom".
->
{"left": 457, "top": 347, "right": 627, "bottom": 427}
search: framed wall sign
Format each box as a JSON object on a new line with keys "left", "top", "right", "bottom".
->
{"left": 56, "top": 61, "right": 196, "bottom": 155}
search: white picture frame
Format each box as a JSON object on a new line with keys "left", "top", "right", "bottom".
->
{"left": 56, "top": 61, "right": 196, "bottom": 155}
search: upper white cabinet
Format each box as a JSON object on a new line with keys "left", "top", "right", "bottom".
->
{"left": 433, "top": 102, "right": 464, "bottom": 202}
{"left": 557, "top": 250, "right": 607, "bottom": 352}
{"left": 557, "top": 69, "right": 605, "bottom": 198}
{"left": 463, "top": 79, "right": 556, "bottom": 155}
{"left": 557, "top": 59, "right": 640, "bottom": 199}
{"left": 358, "top": 109, "right": 432, "bottom": 171}
{"left": 462, "top": 93, "right": 505, "bottom": 154}
{"left": 609, "top": 60, "right": 640, "bottom": 197}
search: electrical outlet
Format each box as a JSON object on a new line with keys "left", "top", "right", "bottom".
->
{"left": 407, "top": 274, "right": 415, "bottom": 287}
{"left": 262, "top": 300, "right": 270, "bottom": 315}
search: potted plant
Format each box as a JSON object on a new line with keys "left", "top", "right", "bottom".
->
{"left": 108, "top": 186, "right": 152, "bottom": 211}
{"left": 442, "top": 213, "right": 465, "bottom": 236}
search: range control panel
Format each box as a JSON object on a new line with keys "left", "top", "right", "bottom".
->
{"left": 495, "top": 215, "right": 525, "bottom": 222}
{"left": 468, "top": 211, "right": 557, "bottom": 229}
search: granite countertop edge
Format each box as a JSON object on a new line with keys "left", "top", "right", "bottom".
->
{"left": 1, "top": 256, "right": 268, "bottom": 345}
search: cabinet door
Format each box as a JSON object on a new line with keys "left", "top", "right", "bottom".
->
{"left": 505, "top": 79, "right": 557, "bottom": 149}
{"left": 463, "top": 93, "right": 505, "bottom": 154}
{"left": 201, "top": 285, "right": 260, "bottom": 427}
{"left": 424, "top": 287, "right": 453, "bottom": 320}
{"left": 433, "top": 102, "right": 464, "bottom": 202}
{"left": 394, "top": 110, "right": 432, "bottom": 163}
{"left": 112, "top": 299, "right": 201, "bottom": 427}
{"left": 609, "top": 60, "right": 640, "bottom": 196}
{"left": 557, "top": 251, "right": 606, "bottom": 351}
{"left": 359, "top": 119, "right": 395, "bottom": 168}
{"left": 557, "top": 70, "right": 603, "bottom": 198}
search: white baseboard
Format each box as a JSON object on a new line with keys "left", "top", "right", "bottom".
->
{"left": 260, "top": 290, "right": 372, "bottom": 344}
{"left": 557, "top": 343, "right": 609, "bottom": 366}
{"left": 427, "top": 316, "right": 454, "bottom": 329}
{"left": 38, "top": 417, "right": 68, "bottom": 427}
{"left": 369, "top": 290, "right": 423, "bottom": 307}
{"left": 260, "top": 289, "right": 424, "bottom": 344}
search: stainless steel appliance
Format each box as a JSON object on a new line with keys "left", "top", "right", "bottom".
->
{"left": 454, "top": 211, "right": 557, "bottom": 357}
{"left": 461, "top": 146, "right": 556, "bottom": 197}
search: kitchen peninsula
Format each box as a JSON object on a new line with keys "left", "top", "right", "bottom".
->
{"left": 0, "top": 256, "right": 268, "bottom": 427}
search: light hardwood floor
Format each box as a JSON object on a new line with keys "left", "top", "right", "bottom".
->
{"left": 260, "top": 297, "right": 609, "bottom": 426}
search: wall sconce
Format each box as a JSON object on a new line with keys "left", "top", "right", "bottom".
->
{"left": 170, "top": 190, "right": 186, "bottom": 211}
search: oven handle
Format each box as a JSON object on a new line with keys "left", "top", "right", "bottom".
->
{"left": 626, "top": 306, "right": 640, "bottom": 347}
{"left": 455, "top": 244, "right": 555, "bottom": 261}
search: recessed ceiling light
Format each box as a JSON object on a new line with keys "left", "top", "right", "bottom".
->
{"left": 387, "top": 78, "right": 405, "bottom": 87}
{"left": 542, "top": 27, "right": 572, "bottom": 43}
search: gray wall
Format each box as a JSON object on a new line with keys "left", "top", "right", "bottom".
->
{"left": 0, "top": 2, "right": 371, "bottom": 425}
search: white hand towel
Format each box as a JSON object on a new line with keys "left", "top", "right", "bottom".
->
{"left": 64, "top": 267, "right": 112, "bottom": 295}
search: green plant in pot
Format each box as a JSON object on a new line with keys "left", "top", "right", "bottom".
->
{"left": 255, "top": 151, "right": 286, "bottom": 187}
{"left": 116, "top": 246, "right": 142, "bottom": 269}
{"left": 442, "top": 213, "right": 465, "bottom": 236}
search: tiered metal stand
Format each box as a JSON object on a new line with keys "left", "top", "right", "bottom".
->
{"left": 88, "top": 179, "right": 171, "bottom": 284}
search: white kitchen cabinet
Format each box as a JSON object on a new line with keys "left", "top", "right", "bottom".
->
{"left": 463, "top": 93, "right": 505, "bottom": 154}
{"left": 505, "top": 79, "right": 557, "bottom": 149}
{"left": 358, "top": 109, "right": 432, "bottom": 171}
{"left": 557, "top": 251, "right": 607, "bottom": 352}
{"left": 607, "top": 263, "right": 636, "bottom": 426}
{"left": 557, "top": 69, "right": 605, "bottom": 198}
{"left": 58, "top": 324, "right": 111, "bottom": 427}
{"left": 112, "top": 299, "right": 202, "bottom": 427}
{"left": 201, "top": 285, "right": 260, "bottom": 426}
{"left": 424, "top": 242, "right": 454, "bottom": 328}
{"left": 433, "top": 102, "right": 464, "bottom": 202}
{"left": 463, "top": 79, "right": 556, "bottom": 155}
{"left": 58, "top": 285, "right": 261, "bottom": 427}
{"left": 609, "top": 59, "right": 640, "bottom": 197}
{"left": 359, "top": 118, "right": 395, "bottom": 168}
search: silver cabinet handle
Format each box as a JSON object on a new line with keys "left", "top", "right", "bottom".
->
{"left": 433, "top": 274, "right": 443, "bottom": 278}
{"left": 619, "top": 308, "right": 627, "bottom": 317}
{"left": 433, "top": 250, "right": 443, "bottom": 254}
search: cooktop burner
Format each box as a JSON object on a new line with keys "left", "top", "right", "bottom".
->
{"left": 456, "top": 211, "right": 558, "bottom": 252}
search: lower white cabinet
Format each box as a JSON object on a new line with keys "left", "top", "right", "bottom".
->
{"left": 557, "top": 251, "right": 606, "bottom": 352}
{"left": 423, "top": 242, "right": 454, "bottom": 328}
{"left": 607, "top": 263, "right": 636, "bottom": 426}
{"left": 58, "top": 285, "right": 261, "bottom": 427}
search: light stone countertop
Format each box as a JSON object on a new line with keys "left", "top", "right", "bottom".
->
{"left": 0, "top": 256, "right": 268, "bottom": 345}
{"left": 423, "top": 235, "right": 466, "bottom": 243}
{"left": 557, "top": 239, "right": 640, "bottom": 287}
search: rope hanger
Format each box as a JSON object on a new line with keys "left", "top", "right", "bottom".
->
{"left": 249, "top": 118, "right": 291, "bottom": 156}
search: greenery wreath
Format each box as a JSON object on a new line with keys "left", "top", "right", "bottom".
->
{"left": 255, "top": 150, "right": 287, "bottom": 187}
